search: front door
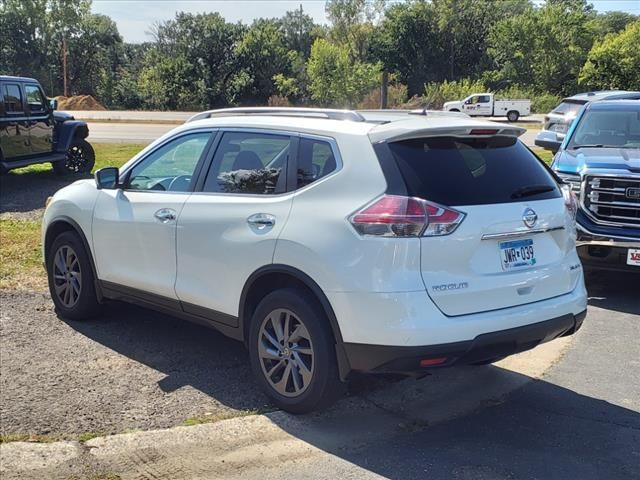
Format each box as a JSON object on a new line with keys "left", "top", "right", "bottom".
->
{"left": 175, "top": 130, "right": 295, "bottom": 321}
{"left": 24, "top": 83, "right": 53, "bottom": 155}
{"left": 92, "top": 131, "right": 213, "bottom": 299}
{"left": 0, "top": 83, "right": 30, "bottom": 158}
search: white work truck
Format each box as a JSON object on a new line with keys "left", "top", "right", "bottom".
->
{"left": 443, "top": 93, "right": 531, "bottom": 122}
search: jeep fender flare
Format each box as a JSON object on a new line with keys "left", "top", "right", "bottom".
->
{"left": 55, "top": 121, "right": 90, "bottom": 153}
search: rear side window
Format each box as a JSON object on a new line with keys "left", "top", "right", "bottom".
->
{"left": 3, "top": 84, "right": 23, "bottom": 113}
{"left": 297, "top": 138, "right": 337, "bottom": 188}
{"left": 387, "top": 136, "right": 560, "bottom": 206}
{"left": 551, "top": 100, "right": 585, "bottom": 115}
{"left": 203, "top": 131, "right": 290, "bottom": 194}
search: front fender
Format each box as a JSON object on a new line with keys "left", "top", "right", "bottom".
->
{"left": 54, "top": 121, "right": 89, "bottom": 152}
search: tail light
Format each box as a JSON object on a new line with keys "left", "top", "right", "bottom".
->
{"left": 350, "top": 194, "right": 465, "bottom": 237}
{"left": 562, "top": 185, "right": 578, "bottom": 220}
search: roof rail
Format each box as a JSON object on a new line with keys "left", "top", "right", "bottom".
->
{"left": 187, "top": 107, "right": 366, "bottom": 123}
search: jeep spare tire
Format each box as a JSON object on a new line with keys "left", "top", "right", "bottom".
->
{"left": 53, "top": 139, "right": 95, "bottom": 175}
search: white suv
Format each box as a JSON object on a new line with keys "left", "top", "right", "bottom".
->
{"left": 42, "top": 108, "right": 587, "bottom": 412}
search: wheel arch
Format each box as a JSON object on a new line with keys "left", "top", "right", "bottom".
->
{"left": 239, "top": 264, "right": 351, "bottom": 380}
{"left": 44, "top": 216, "right": 102, "bottom": 300}
{"left": 54, "top": 121, "right": 90, "bottom": 153}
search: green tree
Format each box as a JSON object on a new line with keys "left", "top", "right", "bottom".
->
{"left": 325, "top": 0, "right": 385, "bottom": 62}
{"left": 488, "top": 0, "right": 596, "bottom": 94}
{"left": 579, "top": 21, "right": 640, "bottom": 90}
{"left": 371, "top": 1, "right": 443, "bottom": 96}
{"left": 236, "top": 19, "right": 291, "bottom": 104}
{"left": 307, "top": 38, "right": 380, "bottom": 107}
{"left": 279, "top": 5, "right": 319, "bottom": 58}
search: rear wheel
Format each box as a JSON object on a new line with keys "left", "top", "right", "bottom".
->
{"left": 507, "top": 110, "right": 519, "bottom": 122}
{"left": 248, "top": 288, "right": 344, "bottom": 413}
{"left": 53, "top": 139, "right": 95, "bottom": 175}
{"left": 47, "top": 231, "right": 100, "bottom": 320}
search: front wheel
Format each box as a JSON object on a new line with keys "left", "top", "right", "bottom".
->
{"left": 248, "top": 288, "right": 344, "bottom": 413}
{"left": 507, "top": 110, "right": 520, "bottom": 122}
{"left": 53, "top": 139, "right": 95, "bottom": 175}
{"left": 47, "top": 231, "right": 101, "bottom": 320}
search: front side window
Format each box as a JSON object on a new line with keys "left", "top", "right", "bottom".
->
{"left": 126, "top": 132, "right": 211, "bottom": 192}
{"left": 203, "top": 131, "right": 290, "bottom": 194}
{"left": 25, "top": 85, "right": 46, "bottom": 113}
{"left": 3, "top": 84, "right": 23, "bottom": 113}
{"left": 297, "top": 137, "right": 337, "bottom": 188}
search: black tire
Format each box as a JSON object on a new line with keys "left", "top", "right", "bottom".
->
{"left": 248, "top": 288, "right": 345, "bottom": 413}
{"left": 47, "top": 231, "right": 101, "bottom": 320}
{"left": 507, "top": 110, "right": 519, "bottom": 122}
{"left": 53, "top": 139, "right": 95, "bottom": 175}
{"left": 450, "top": 108, "right": 460, "bottom": 112}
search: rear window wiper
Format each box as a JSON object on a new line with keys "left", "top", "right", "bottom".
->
{"left": 510, "top": 184, "right": 556, "bottom": 199}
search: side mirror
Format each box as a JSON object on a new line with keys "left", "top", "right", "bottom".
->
{"left": 95, "top": 167, "right": 120, "bottom": 190}
{"left": 534, "top": 130, "right": 563, "bottom": 153}
{"left": 49, "top": 98, "right": 58, "bottom": 111}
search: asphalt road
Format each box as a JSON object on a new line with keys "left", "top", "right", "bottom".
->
{"left": 85, "top": 118, "right": 542, "bottom": 148}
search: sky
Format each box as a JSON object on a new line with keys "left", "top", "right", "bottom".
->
{"left": 92, "top": 0, "right": 640, "bottom": 43}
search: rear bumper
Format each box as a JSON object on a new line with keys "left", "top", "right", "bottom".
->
{"left": 344, "top": 310, "right": 586, "bottom": 373}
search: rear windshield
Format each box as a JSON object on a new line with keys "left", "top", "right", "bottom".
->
{"left": 387, "top": 136, "right": 561, "bottom": 206}
{"left": 551, "top": 100, "right": 586, "bottom": 115}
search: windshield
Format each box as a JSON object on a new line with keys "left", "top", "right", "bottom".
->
{"left": 568, "top": 107, "right": 640, "bottom": 149}
{"left": 551, "top": 100, "right": 586, "bottom": 116}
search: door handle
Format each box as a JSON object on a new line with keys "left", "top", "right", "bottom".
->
{"left": 154, "top": 208, "right": 177, "bottom": 224}
{"left": 247, "top": 213, "right": 275, "bottom": 229}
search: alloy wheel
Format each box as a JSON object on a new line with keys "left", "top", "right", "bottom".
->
{"left": 52, "top": 245, "right": 82, "bottom": 308}
{"left": 258, "top": 308, "right": 314, "bottom": 397}
{"left": 65, "top": 145, "right": 89, "bottom": 173}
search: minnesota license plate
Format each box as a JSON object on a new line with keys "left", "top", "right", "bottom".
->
{"left": 500, "top": 239, "right": 536, "bottom": 271}
{"left": 627, "top": 248, "right": 640, "bottom": 266}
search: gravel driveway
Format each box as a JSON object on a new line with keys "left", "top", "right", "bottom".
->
{"left": 0, "top": 290, "right": 269, "bottom": 439}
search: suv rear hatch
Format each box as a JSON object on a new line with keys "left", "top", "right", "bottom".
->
{"left": 383, "top": 135, "right": 579, "bottom": 316}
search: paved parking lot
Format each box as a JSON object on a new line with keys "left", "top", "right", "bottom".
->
{"left": 0, "top": 270, "right": 638, "bottom": 479}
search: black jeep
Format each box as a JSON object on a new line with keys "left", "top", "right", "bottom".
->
{"left": 0, "top": 75, "right": 95, "bottom": 175}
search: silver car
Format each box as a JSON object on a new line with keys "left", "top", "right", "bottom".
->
{"left": 535, "top": 90, "right": 640, "bottom": 152}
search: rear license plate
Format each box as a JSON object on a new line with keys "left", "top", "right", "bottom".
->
{"left": 500, "top": 239, "right": 536, "bottom": 271}
{"left": 627, "top": 248, "right": 640, "bottom": 266}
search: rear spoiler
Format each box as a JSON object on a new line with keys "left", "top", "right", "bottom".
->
{"left": 368, "top": 121, "right": 526, "bottom": 144}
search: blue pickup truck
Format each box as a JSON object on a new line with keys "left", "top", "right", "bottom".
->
{"left": 551, "top": 100, "right": 640, "bottom": 272}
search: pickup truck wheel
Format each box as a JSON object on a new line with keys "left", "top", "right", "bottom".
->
{"left": 53, "top": 139, "right": 95, "bottom": 175}
{"left": 47, "top": 231, "right": 100, "bottom": 320}
{"left": 248, "top": 288, "right": 344, "bottom": 413}
{"left": 507, "top": 110, "right": 519, "bottom": 122}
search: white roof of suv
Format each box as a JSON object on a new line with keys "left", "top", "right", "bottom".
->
{"left": 184, "top": 107, "right": 526, "bottom": 142}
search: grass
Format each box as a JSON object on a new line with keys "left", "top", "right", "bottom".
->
{"left": 533, "top": 148, "right": 554, "bottom": 165}
{"left": 0, "top": 218, "right": 45, "bottom": 290}
{"left": 0, "top": 433, "right": 57, "bottom": 444}
{"left": 182, "top": 408, "right": 271, "bottom": 427}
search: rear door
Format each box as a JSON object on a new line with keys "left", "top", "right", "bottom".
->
{"left": 387, "top": 135, "right": 580, "bottom": 316}
{"left": 24, "top": 83, "right": 53, "bottom": 155}
{"left": 175, "top": 129, "right": 295, "bottom": 321}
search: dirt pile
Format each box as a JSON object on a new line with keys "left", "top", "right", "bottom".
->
{"left": 54, "top": 95, "right": 106, "bottom": 111}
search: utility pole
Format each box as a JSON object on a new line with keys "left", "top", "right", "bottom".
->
{"left": 62, "top": 37, "right": 68, "bottom": 97}
{"left": 380, "top": 70, "right": 388, "bottom": 109}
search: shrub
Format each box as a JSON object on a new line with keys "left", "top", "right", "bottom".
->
{"left": 357, "top": 83, "right": 408, "bottom": 109}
